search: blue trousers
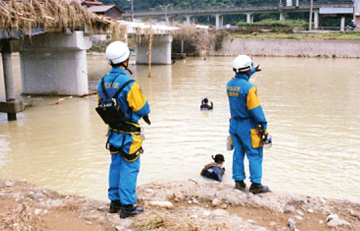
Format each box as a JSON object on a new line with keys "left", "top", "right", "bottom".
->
{"left": 108, "top": 153, "right": 140, "bottom": 205}
{"left": 230, "top": 119, "right": 263, "bottom": 184}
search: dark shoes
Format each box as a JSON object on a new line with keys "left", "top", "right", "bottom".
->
{"left": 109, "top": 200, "right": 122, "bottom": 213}
{"left": 120, "top": 205, "right": 144, "bottom": 219}
{"left": 249, "top": 183, "right": 271, "bottom": 194}
{"left": 235, "top": 180, "right": 246, "bottom": 191}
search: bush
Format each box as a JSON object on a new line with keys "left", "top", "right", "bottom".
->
{"left": 237, "top": 19, "right": 308, "bottom": 30}
{"left": 214, "top": 30, "right": 228, "bottom": 51}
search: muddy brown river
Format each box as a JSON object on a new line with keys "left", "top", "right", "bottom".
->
{"left": 1, "top": 55, "right": 359, "bottom": 202}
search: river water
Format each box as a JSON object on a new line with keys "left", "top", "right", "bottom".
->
{"left": 1, "top": 55, "right": 359, "bottom": 203}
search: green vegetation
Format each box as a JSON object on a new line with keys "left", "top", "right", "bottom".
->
{"left": 214, "top": 30, "right": 229, "bottom": 51}
{"left": 237, "top": 19, "right": 308, "bottom": 29}
{"left": 100, "top": 0, "right": 354, "bottom": 26}
{"left": 101, "top": 0, "right": 281, "bottom": 12}
{"left": 96, "top": 0, "right": 359, "bottom": 41}
{"left": 230, "top": 31, "right": 360, "bottom": 40}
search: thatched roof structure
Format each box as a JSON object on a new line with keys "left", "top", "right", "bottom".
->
{"left": 0, "top": 0, "right": 126, "bottom": 38}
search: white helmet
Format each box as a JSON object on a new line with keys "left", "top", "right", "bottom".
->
{"left": 233, "top": 55, "right": 253, "bottom": 73}
{"left": 105, "top": 41, "right": 130, "bottom": 65}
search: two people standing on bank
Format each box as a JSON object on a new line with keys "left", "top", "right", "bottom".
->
{"left": 226, "top": 55, "right": 271, "bottom": 194}
{"left": 96, "top": 41, "right": 151, "bottom": 219}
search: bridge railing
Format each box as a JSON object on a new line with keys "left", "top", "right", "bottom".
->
{"left": 123, "top": 0, "right": 353, "bottom": 15}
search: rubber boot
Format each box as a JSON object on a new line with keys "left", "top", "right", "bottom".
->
{"left": 109, "top": 200, "right": 122, "bottom": 213}
{"left": 249, "top": 183, "right": 271, "bottom": 194}
{"left": 235, "top": 180, "right": 246, "bottom": 191}
{"left": 120, "top": 205, "right": 144, "bottom": 219}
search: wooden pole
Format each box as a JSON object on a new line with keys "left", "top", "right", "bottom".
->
{"left": 148, "top": 25, "right": 153, "bottom": 78}
{"left": 1, "top": 40, "right": 17, "bottom": 121}
{"left": 309, "top": 0, "right": 313, "bottom": 31}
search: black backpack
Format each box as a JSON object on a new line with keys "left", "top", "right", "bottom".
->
{"left": 96, "top": 77, "right": 135, "bottom": 126}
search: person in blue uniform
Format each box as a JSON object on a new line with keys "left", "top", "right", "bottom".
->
{"left": 200, "top": 97, "right": 213, "bottom": 110}
{"left": 226, "top": 55, "right": 271, "bottom": 194}
{"left": 200, "top": 154, "right": 225, "bottom": 182}
{"left": 346, "top": 20, "right": 356, "bottom": 31}
{"left": 97, "top": 41, "right": 151, "bottom": 218}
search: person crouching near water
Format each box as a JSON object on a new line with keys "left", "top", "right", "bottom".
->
{"left": 200, "top": 154, "right": 225, "bottom": 182}
{"left": 200, "top": 97, "right": 214, "bottom": 110}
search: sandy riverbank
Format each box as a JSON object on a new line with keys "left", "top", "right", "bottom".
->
{"left": 1, "top": 179, "right": 359, "bottom": 231}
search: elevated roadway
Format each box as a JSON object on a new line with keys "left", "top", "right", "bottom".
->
{"left": 123, "top": 1, "right": 355, "bottom": 30}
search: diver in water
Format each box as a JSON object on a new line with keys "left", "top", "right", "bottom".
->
{"left": 200, "top": 154, "right": 225, "bottom": 182}
{"left": 200, "top": 97, "right": 214, "bottom": 110}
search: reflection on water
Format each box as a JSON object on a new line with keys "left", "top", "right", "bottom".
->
{"left": 1, "top": 55, "right": 360, "bottom": 203}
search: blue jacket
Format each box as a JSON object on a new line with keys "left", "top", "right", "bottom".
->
{"left": 226, "top": 72, "right": 267, "bottom": 131}
{"left": 97, "top": 68, "right": 150, "bottom": 156}
{"left": 97, "top": 68, "right": 150, "bottom": 124}
{"left": 201, "top": 163, "right": 225, "bottom": 182}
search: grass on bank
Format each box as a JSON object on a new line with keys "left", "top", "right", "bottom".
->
{"left": 233, "top": 19, "right": 360, "bottom": 40}
{"left": 230, "top": 31, "right": 360, "bottom": 40}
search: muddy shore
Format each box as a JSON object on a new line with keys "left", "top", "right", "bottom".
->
{"left": 1, "top": 179, "right": 359, "bottom": 231}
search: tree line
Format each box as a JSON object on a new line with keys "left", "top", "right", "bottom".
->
{"left": 98, "top": 0, "right": 353, "bottom": 27}
{"left": 100, "top": 0, "right": 282, "bottom": 11}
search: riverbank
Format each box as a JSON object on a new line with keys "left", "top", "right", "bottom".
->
{"left": 210, "top": 37, "right": 360, "bottom": 58}
{"left": 1, "top": 179, "right": 359, "bottom": 231}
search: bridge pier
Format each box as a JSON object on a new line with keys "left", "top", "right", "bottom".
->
{"left": 20, "top": 31, "right": 91, "bottom": 96}
{"left": 216, "top": 14, "right": 224, "bottom": 30}
{"left": 355, "top": 0, "right": 360, "bottom": 30}
{"left": 135, "top": 34, "right": 173, "bottom": 65}
{"left": 0, "top": 40, "right": 24, "bottom": 120}
{"left": 279, "top": 12, "right": 286, "bottom": 21}
{"left": 185, "top": 15, "right": 193, "bottom": 25}
{"left": 314, "top": 10, "right": 319, "bottom": 29}
{"left": 246, "top": 13, "right": 254, "bottom": 23}
{"left": 340, "top": 16, "right": 346, "bottom": 31}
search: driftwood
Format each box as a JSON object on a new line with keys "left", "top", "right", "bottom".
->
{"left": 0, "top": 0, "right": 126, "bottom": 39}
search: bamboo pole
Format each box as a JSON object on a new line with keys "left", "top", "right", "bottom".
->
{"left": 148, "top": 25, "right": 153, "bottom": 78}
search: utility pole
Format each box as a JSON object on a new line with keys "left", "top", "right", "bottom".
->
{"left": 131, "top": 0, "right": 134, "bottom": 21}
{"left": 164, "top": 4, "right": 169, "bottom": 23}
{"left": 127, "top": 0, "right": 134, "bottom": 21}
{"left": 309, "top": 0, "right": 313, "bottom": 31}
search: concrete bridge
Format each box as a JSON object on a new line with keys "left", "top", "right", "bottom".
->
{"left": 123, "top": 0, "right": 358, "bottom": 30}
{"left": 0, "top": 0, "right": 176, "bottom": 121}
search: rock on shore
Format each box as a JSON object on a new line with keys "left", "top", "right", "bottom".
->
{"left": 1, "top": 179, "right": 359, "bottom": 231}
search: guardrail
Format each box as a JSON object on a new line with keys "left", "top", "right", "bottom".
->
{"left": 123, "top": 0, "right": 353, "bottom": 16}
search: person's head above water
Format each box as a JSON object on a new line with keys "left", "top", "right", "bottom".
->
{"left": 212, "top": 154, "right": 225, "bottom": 164}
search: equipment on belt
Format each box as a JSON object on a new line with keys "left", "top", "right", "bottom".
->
{"left": 95, "top": 77, "right": 135, "bottom": 127}
{"left": 226, "top": 135, "right": 233, "bottom": 150}
{"left": 257, "top": 124, "right": 272, "bottom": 149}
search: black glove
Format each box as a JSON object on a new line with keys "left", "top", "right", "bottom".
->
{"left": 255, "top": 64, "right": 261, "bottom": 72}
{"left": 143, "top": 115, "right": 151, "bottom": 125}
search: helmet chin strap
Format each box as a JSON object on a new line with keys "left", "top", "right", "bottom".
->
{"left": 110, "top": 59, "right": 132, "bottom": 75}
{"left": 121, "top": 63, "right": 133, "bottom": 75}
